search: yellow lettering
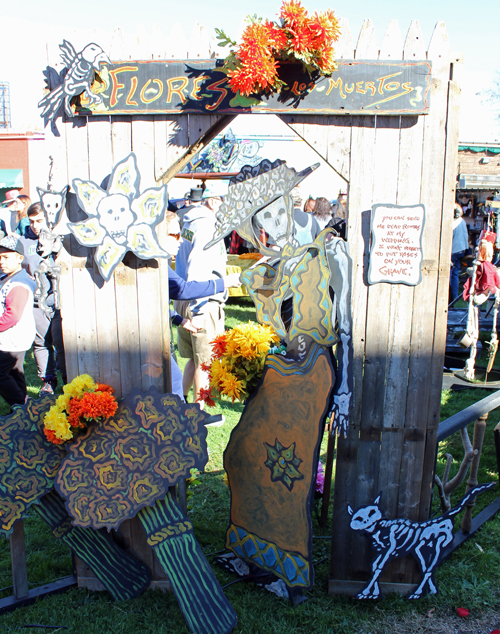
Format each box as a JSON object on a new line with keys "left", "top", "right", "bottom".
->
{"left": 190, "top": 74, "right": 209, "bottom": 101}
{"left": 126, "top": 76, "right": 138, "bottom": 106}
{"left": 326, "top": 77, "right": 346, "bottom": 99}
{"left": 166, "top": 77, "right": 188, "bottom": 104}
{"left": 109, "top": 66, "right": 139, "bottom": 107}
{"left": 344, "top": 83, "right": 354, "bottom": 93}
{"left": 140, "top": 79, "right": 163, "bottom": 104}
{"left": 356, "top": 81, "right": 366, "bottom": 94}
{"left": 365, "top": 81, "right": 375, "bottom": 96}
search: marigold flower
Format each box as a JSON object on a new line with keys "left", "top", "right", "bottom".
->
{"left": 95, "top": 383, "right": 114, "bottom": 394}
{"left": 44, "top": 409, "right": 73, "bottom": 442}
{"left": 68, "top": 398, "right": 84, "bottom": 428}
{"left": 79, "top": 391, "right": 118, "bottom": 420}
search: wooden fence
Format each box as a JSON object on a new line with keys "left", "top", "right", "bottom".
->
{"left": 39, "top": 17, "right": 459, "bottom": 591}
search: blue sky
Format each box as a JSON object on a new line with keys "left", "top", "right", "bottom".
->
{"left": 6, "top": 0, "right": 500, "bottom": 140}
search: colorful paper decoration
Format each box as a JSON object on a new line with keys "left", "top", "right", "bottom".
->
{"left": 55, "top": 387, "right": 237, "bottom": 634}
{"left": 348, "top": 482, "right": 496, "bottom": 600}
{"left": 69, "top": 153, "right": 169, "bottom": 281}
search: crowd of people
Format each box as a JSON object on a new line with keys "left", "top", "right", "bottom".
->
{"left": 0, "top": 190, "right": 65, "bottom": 410}
{"left": 0, "top": 182, "right": 349, "bottom": 412}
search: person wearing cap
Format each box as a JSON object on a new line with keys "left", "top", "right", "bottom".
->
{"left": 0, "top": 236, "right": 36, "bottom": 408}
{"left": 174, "top": 186, "right": 231, "bottom": 407}
{"left": 164, "top": 211, "right": 240, "bottom": 401}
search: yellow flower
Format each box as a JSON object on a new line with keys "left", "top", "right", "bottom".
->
{"left": 55, "top": 393, "right": 71, "bottom": 412}
{"left": 63, "top": 374, "right": 96, "bottom": 399}
{"left": 221, "top": 371, "right": 245, "bottom": 402}
{"left": 44, "top": 409, "right": 73, "bottom": 442}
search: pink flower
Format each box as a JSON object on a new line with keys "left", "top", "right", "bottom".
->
{"left": 457, "top": 608, "right": 470, "bottom": 618}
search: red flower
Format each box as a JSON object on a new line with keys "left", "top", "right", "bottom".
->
{"left": 457, "top": 608, "right": 470, "bottom": 618}
{"left": 200, "top": 362, "right": 212, "bottom": 373}
{"left": 197, "top": 388, "right": 216, "bottom": 408}
{"left": 211, "top": 333, "right": 228, "bottom": 358}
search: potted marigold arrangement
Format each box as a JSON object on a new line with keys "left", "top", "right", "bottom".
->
{"left": 199, "top": 322, "right": 280, "bottom": 406}
{"left": 216, "top": 0, "right": 341, "bottom": 97}
{"left": 43, "top": 374, "right": 118, "bottom": 445}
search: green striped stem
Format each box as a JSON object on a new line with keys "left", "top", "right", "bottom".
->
{"left": 139, "top": 492, "right": 237, "bottom": 634}
{"left": 34, "top": 491, "right": 150, "bottom": 601}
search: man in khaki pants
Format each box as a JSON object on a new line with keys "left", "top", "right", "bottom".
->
{"left": 174, "top": 187, "right": 232, "bottom": 408}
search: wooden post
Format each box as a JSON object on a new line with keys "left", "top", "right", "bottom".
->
{"left": 495, "top": 422, "right": 500, "bottom": 486}
{"left": 9, "top": 521, "right": 29, "bottom": 599}
{"left": 462, "top": 414, "right": 488, "bottom": 533}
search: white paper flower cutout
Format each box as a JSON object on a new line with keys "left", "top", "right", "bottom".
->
{"left": 69, "top": 153, "right": 168, "bottom": 281}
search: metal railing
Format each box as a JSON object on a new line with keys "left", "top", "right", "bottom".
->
{"left": 438, "top": 389, "right": 500, "bottom": 560}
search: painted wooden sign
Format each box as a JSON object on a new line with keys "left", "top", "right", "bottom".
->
{"left": 71, "top": 59, "right": 431, "bottom": 117}
{"left": 368, "top": 203, "right": 425, "bottom": 286}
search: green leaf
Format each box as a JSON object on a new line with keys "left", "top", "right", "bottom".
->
{"left": 214, "top": 28, "right": 237, "bottom": 48}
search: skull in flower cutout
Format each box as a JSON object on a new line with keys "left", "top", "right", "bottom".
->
{"left": 69, "top": 153, "right": 168, "bottom": 282}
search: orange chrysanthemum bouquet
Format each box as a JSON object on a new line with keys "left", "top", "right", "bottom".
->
{"left": 43, "top": 374, "right": 118, "bottom": 445}
{"left": 199, "top": 322, "right": 280, "bottom": 406}
{"left": 216, "top": 0, "right": 341, "bottom": 96}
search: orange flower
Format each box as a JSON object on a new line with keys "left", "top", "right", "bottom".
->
{"left": 95, "top": 383, "right": 115, "bottom": 394}
{"left": 280, "top": 0, "right": 308, "bottom": 30}
{"left": 197, "top": 388, "right": 216, "bottom": 408}
{"left": 43, "top": 427, "right": 65, "bottom": 445}
{"left": 68, "top": 398, "right": 84, "bottom": 428}
{"left": 79, "top": 391, "right": 118, "bottom": 420}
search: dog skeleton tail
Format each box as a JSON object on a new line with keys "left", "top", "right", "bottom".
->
{"left": 447, "top": 482, "right": 496, "bottom": 519}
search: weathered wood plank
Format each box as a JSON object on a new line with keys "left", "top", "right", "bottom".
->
{"left": 352, "top": 112, "right": 400, "bottom": 580}
{"left": 396, "top": 22, "right": 451, "bottom": 584}
{"left": 10, "top": 521, "right": 29, "bottom": 599}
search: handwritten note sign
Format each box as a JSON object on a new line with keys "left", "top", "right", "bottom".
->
{"left": 368, "top": 204, "right": 425, "bottom": 286}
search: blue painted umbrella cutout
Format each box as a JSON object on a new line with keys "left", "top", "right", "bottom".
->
{"left": 69, "top": 153, "right": 169, "bottom": 281}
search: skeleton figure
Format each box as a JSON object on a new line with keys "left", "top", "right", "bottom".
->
{"left": 34, "top": 229, "right": 63, "bottom": 318}
{"left": 348, "top": 482, "right": 495, "bottom": 600}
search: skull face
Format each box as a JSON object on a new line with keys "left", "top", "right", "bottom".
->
{"left": 255, "top": 196, "right": 289, "bottom": 247}
{"left": 97, "top": 194, "right": 135, "bottom": 244}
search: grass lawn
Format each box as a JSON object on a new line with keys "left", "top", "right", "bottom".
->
{"left": 0, "top": 297, "right": 499, "bottom": 634}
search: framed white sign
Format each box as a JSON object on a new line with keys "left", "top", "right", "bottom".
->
{"left": 368, "top": 203, "right": 425, "bottom": 286}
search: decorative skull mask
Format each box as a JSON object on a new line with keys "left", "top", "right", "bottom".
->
{"left": 97, "top": 194, "right": 135, "bottom": 244}
{"left": 255, "top": 196, "right": 290, "bottom": 247}
{"left": 37, "top": 185, "right": 69, "bottom": 229}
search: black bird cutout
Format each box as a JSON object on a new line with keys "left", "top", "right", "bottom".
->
{"left": 38, "top": 40, "right": 110, "bottom": 122}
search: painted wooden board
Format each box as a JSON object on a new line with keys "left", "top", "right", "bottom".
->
{"left": 367, "top": 203, "right": 425, "bottom": 286}
{"left": 65, "top": 59, "right": 432, "bottom": 117}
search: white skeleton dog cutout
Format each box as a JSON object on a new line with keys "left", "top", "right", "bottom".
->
{"left": 348, "top": 482, "right": 495, "bottom": 600}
